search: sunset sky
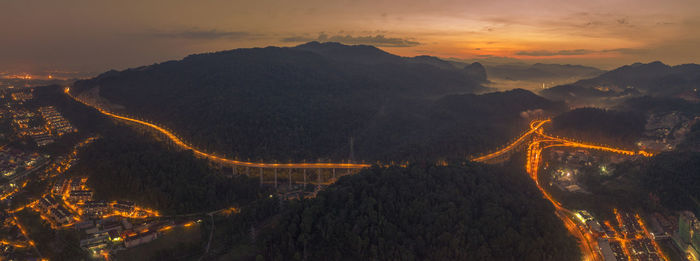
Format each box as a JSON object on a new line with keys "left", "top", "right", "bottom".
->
{"left": 1, "top": 0, "right": 699, "bottom": 74}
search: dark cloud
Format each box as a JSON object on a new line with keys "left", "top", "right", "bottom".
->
{"left": 516, "top": 48, "right": 648, "bottom": 57}
{"left": 515, "top": 49, "right": 594, "bottom": 56}
{"left": 151, "top": 29, "right": 253, "bottom": 40}
{"left": 602, "top": 48, "right": 647, "bottom": 54}
{"left": 280, "top": 35, "right": 315, "bottom": 43}
{"left": 281, "top": 33, "right": 420, "bottom": 47}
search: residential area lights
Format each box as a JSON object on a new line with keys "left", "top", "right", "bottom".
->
{"left": 507, "top": 120, "right": 661, "bottom": 261}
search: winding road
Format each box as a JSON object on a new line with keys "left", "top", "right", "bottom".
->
{"left": 65, "top": 86, "right": 659, "bottom": 261}
{"left": 65, "top": 87, "right": 370, "bottom": 170}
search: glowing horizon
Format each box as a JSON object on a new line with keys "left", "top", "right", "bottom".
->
{"left": 1, "top": 0, "right": 699, "bottom": 74}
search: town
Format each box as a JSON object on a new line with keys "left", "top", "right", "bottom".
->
{"left": 0, "top": 88, "right": 212, "bottom": 260}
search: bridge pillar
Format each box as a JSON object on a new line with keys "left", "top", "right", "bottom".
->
{"left": 317, "top": 168, "right": 321, "bottom": 188}
{"left": 232, "top": 166, "right": 236, "bottom": 176}
{"left": 259, "top": 168, "right": 263, "bottom": 187}
{"left": 246, "top": 167, "right": 250, "bottom": 176}
{"left": 288, "top": 168, "right": 292, "bottom": 190}
{"left": 332, "top": 168, "right": 336, "bottom": 181}
{"left": 274, "top": 168, "right": 278, "bottom": 189}
{"left": 303, "top": 169, "right": 306, "bottom": 190}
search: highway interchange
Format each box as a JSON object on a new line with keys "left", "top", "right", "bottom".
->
{"left": 65, "top": 87, "right": 661, "bottom": 261}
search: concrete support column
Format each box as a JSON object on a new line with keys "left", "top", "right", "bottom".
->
{"left": 232, "top": 166, "right": 236, "bottom": 175}
{"left": 246, "top": 167, "right": 250, "bottom": 176}
{"left": 332, "top": 168, "right": 336, "bottom": 181}
{"left": 259, "top": 168, "right": 263, "bottom": 187}
{"left": 317, "top": 168, "right": 321, "bottom": 187}
{"left": 274, "top": 168, "right": 278, "bottom": 189}
{"left": 288, "top": 169, "right": 292, "bottom": 190}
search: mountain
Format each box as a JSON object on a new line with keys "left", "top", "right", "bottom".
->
{"left": 486, "top": 63, "right": 604, "bottom": 82}
{"left": 259, "top": 164, "right": 581, "bottom": 260}
{"left": 71, "top": 42, "right": 561, "bottom": 162}
{"left": 541, "top": 61, "right": 700, "bottom": 102}
{"left": 294, "top": 41, "right": 404, "bottom": 65}
{"left": 463, "top": 62, "right": 488, "bottom": 83}
{"left": 353, "top": 88, "right": 564, "bottom": 160}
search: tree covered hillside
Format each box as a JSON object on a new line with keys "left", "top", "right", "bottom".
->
{"left": 549, "top": 107, "right": 646, "bottom": 148}
{"left": 541, "top": 61, "right": 700, "bottom": 102}
{"left": 72, "top": 42, "right": 563, "bottom": 162}
{"left": 257, "top": 163, "right": 580, "bottom": 261}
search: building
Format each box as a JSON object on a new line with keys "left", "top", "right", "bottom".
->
{"left": 680, "top": 211, "right": 696, "bottom": 244}
{"left": 10, "top": 92, "right": 33, "bottom": 102}
{"left": 124, "top": 231, "right": 158, "bottom": 248}
{"left": 80, "top": 232, "right": 110, "bottom": 257}
{"left": 37, "top": 106, "right": 77, "bottom": 136}
{"left": 597, "top": 239, "right": 616, "bottom": 261}
{"left": 38, "top": 195, "right": 59, "bottom": 210}
{"left": 68, "top": 190, "right": 92, "bottom": 202}
{"left": 52, "top": 180, "right": 68, "bottom": 195}
{"left": 674, "top": 211, "right": 700, "bottom": 260}
{"left": 574, "top": 210, "right": 604, "bottom": 235}
{"left": 113, "top": 201, "right": 134, "bottom": 215}
{"left": 50, "top": 205, "right": 72, "bottom": 224}
{"left": 83, "top": 200, "right": 108, "bottom": 217}
{"left": 69, "top": 179, "right": 83, "bottom": 191}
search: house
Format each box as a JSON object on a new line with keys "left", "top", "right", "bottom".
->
{"left": 38, "top": 195, "right": 59, "bottom": 210}
{"left": 50, "top": 205, "right": 72, "bottom": 224}
{"left": 52, "top": 180, "right": 68, "bottom": 195}
{"left": 83, "top": 200, "right": 108, "bottom": 217}
{"left": 68, "top": 190, "right": 92, "bottom": 202}
{"left": 70, "top": 179, "right": 82, "bottom": 191}
{"left": 113, "top": 200, "right": 134, "bottom": 214}
{"left": 80, "top": 232, "right": 110, "bottom": 257}
{"left": 124, "top": 231, "right": 158, "bottom": 248}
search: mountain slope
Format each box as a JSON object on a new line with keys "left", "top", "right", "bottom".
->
{"left": 71, "top": 42, "right": 560, "bottom": 161}
{"left": 486, "top": 63, "right": 604, "bottom": 82}
{"left": 541, "top": 61, "right": 700, "bottom": 102}
{"left": 260, "top": 164, "right": 581, "bottom": 260}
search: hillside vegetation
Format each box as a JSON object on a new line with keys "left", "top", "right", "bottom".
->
{"left": 256, "top": 164, "right": 581, "bottom": 260}
{"left": 72, "top": 42, "right": 564, "bottom": 162}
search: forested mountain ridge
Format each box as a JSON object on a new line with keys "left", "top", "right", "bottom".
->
{"left": 486, "top": 63, "right": 604, "bottom": 82}
{"left": 71, "top": 42, "right": 563, "bottom": 162}
{"left": 541, "top": 61, "right": 700, "bottom": 102}
{"left": 549, "top": 108, "right": 646, "bottom": 148}
{"left": 258, "top": 163, "right": 581, "bottom": 260}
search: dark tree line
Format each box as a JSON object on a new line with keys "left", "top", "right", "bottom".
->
{"left": 625, "top": 124, "right": 700, "bottom": 213}
{"left": 65, "top": 125, "right": 265, "bottom": 215}
{"left": 549, "top": 107, "right": 646, "bottom": 148}
{"left": 256, "top": 163, "right": 580, "bottom": 261}
{"left": 32, "top": 85, "right": 266, "bottom": 215}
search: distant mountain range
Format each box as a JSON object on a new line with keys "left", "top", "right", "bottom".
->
{"left": 541, "top": 61, "right": 700, "bottom": 103}
{"left": 72, "top": 42, "right": 562, "bottom": 161}
{"left": 484, "top": 63, "right": 604, "bottom": 82}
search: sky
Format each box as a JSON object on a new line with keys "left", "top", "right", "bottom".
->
{"left": 1, "top": 0, "right": 699, "bottom": 76}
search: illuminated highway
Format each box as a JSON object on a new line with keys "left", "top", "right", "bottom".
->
{"left": 61, "top": 85, "right": 668, "bottom": 260}
{"left": 64, "top": 87, "right": 370, "bottom": 170}
{"left": 472, "top": 119, "right": 551, "bottom": 162}
{"left": 474, "top": 119, "right": 655, "bottom": 261}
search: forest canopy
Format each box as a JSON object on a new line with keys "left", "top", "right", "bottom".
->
{"left": 257, "top": 163, "right": 580, "bottom": 261}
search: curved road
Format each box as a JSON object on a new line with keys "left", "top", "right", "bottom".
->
{"left": 65, "top": 87, "right": 370, "bottom": 169}
{"left": 483, "top": 119, "right": 654, "bottom": 261}
{"left": 67, "top": 86, "right": 657, "bottom": 260}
